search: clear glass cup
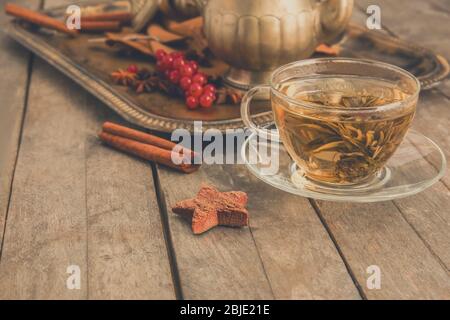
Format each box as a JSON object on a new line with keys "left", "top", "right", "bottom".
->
{"left": 241, "top": 58, "right": 421, "bottom": 186}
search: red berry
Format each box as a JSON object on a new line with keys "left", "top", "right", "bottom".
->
{"left": 127, "top": 64, "right": 138, "bottom": 73}
{"left": 156, "top": 60, "right": 166, "bottom": 72}
{"left": 199, "top": 94, "right": 214, "bottom": 108}
{"left": 188, "top": 83, "right": 204, "bottom": 98}
{"left": 155, "top": 49, "right": 166, "bottom": 61}
{"left": 162, "top": 55, "right": 174, "bottom": 70}
{"left": 180, "top": 65, "right": 194, "bottom": 78}
{"left": 192, "top": 73, "right": 207, "bottom": 85}
{"left": 186, "top": 96, "right": 199, "bottom": 110}
{"left": 173, "top": 57, "right": 186, "bottom": 70}
{"left": 203, "top": 84, "right": 216, "bottom": 95}
{"left": 171, "top": 52, "right": 184, "bottom": 59}
{"left": 164, "top": 70, "right": 171, "bottom": 79}
{"left": 189, "top": 61, "right": 199, "bottom": 73}
{"left": 169, "top": 70, "right": 181, "bottom": 84}
{"left": 179, "top": 76, "right": 192, "bottom": 91}
{"left": 204, "top": 91, "right": 217, "bottom": 102}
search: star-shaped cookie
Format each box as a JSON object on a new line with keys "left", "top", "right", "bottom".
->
{"left": 172, "top": 185, "right": 249, "bottom": 234}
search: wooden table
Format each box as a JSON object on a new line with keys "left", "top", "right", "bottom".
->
{"left": 0, "top": 0, "right": 449, "bottom": 300}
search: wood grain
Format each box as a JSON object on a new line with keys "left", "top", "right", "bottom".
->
{"left": 0, "top": 0, "right": 175, "bottom": 299}
{"left": 392, "top": 92, "right": 450, "bottom": 269}
{"left": 0, "top": 59, "right": 89, "bottom": 299}
{"left": 0, "top": 56, "right": 175, "bottom": 299}
{"left": 84, "top": 100, "right": 175, "bottom": 300}
{"left": 355, "top": 0, "right": 450, "bottom": 269}
{"left": 0, "top": 0, "right": 448, "bottom": 300}
{"left": 315, "top": 200, "right": 450, "bottom": 299}
{"left": 305, "top": 2, "right": 450, "bottom": 299}
{"left": 156, "top": 163, "right": 360, "bottom": 300}
{"left": 0, "top": 0, "right": 37, "bottom": 258}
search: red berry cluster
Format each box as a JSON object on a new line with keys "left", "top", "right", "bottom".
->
{"left": 155, "top": 50, "right": 217, "bottom": 110}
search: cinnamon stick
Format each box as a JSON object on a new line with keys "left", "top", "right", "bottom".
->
{"left": 147, "top": 24, "right": 186, "bottom": 43}
{"left": 81, "top": 12, "right": 133, "bottom": 23}
{"left": 80, "top": 20, "right": 121, "bottom": 32}
{"left": 315, "top": 43, "right": 341, "bottom": 56}
{"left": 98, "top": 132, "right": 199, "bottom": 174}
{"left": 5, "top": 3, "right": 78, "bottom": 36}
{"left": 105, "top": 32, "right": 154, "bottom": 56}
{"left": 165, "top": 17, "right": 203, "bottom": 37}
{"left": 102, "top": 122, "right": 198, "bottom": 161}
{"left": 149, "top": 40, "right": 176, "bottom": 55}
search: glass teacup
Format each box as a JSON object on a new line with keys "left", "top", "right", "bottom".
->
{"left": 241, "top": 58, "right": 420, "bottom": 186}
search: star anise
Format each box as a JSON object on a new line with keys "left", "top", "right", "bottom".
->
{"left": 111, "top": 69, "right": 136, "bottom": 86}
{"left": 132, "top": 69, "right": 159, "bottom": 94}
{"left": 215, "top": 87, "right": 244, "bottom": 105}
{"left": 143, "top": 71, "right": 184, "bottom": 97}
{"left": 195, "top": 74, "right": 242, "bottom": 104}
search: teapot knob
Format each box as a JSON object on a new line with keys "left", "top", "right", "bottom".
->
{"left": 319, "top": 0, "right": 354, "bottom": 43}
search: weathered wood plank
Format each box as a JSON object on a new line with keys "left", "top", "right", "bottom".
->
{"left": 0, "top": 0, "right": 175, "bottom": 299}
{"left": 156, "top": 166, "right": 274, "bottom": 300}
{"left": 306, "top": 1, "right": 450, "bottom": 299}
{"left": 0, "top": 58, "right": 89, "bottom": 299}
{"left": 154, "top": 3, "right": 450, "bottom": 300}
{"left": 0, "top": 0, "right": 37, "bottom": 257}
{"left": 391, "top": 50, "right": 450, "bottom": 270}
{"left": 356, "top": 0, "right": 450, "bottom": 266}
{"left": 84, "top": 101, "right": 175, "bottom": 300}
{"left": 0, "top": 58, "right": 175, "bottom": 299}
{"left": 393, "top": 182, "right": 450, "bottom": 270}
{"left": 156, "top": 163, "right": 360, "bottom": 300}
{"left": 50, "top": 0, "right": 175, "bottom": 300}
{"left": 315, "top": 200, "right": 450, "bottom": 299}
{"left": 354, "top": 0, "right": 450, "bottom": 268}
{"left": 1, "top": 0, "right": 447, "bottom": 300}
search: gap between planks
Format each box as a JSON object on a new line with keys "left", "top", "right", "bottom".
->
{"left": 285, "top": 3, "right": 450, "bottom": 299}
{"left": 0, "top": 53, "right": 35, "bottom": 263}
{"left": 308, "top": 199, "right": 367, "bottom": 300}
{"left": 83, "top": 131, "right": 90, "bottom": 299}
{"left": 151, "top": 163, "right": 184, "bottom": 300}
{"left": 246, "top": 222, "right": 277, "bottom": 299}
{"left": 391, "top": 201, "right": 449, "bottom": 273}
{"left": 355, "top": 0, "right": 450, "bottom": 256}
{"left": 153, "top": 162, "right": 361, "bottom": 299}
{"left": 355, "top": 2, "right": 450, "bottom": 270}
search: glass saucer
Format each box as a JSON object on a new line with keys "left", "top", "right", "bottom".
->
{"left": 241, "top": 128, "right": 446, "bottom": 203}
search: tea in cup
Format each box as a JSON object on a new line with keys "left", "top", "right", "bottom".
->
{"left": 241, "top": 58, "right": 420, "bottom": 186}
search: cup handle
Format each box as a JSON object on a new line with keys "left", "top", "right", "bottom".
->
{"left": 240, "top": 85, "right": 280, "bottom": 141}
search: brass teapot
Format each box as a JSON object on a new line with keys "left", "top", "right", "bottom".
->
{"left": 163, "top": 0, "right": 354, "bottom": 89}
